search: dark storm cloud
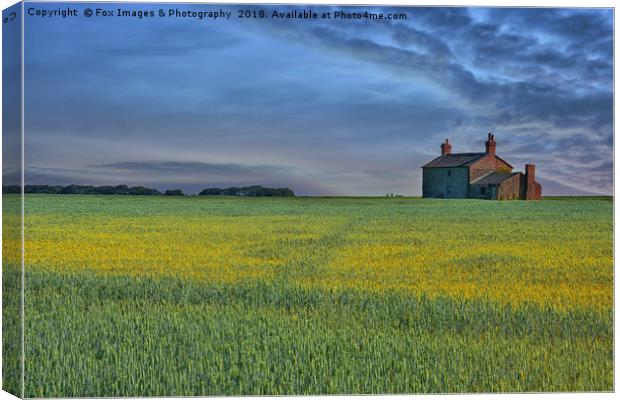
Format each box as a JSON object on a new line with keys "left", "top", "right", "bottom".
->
{"left": 486, "top": 8, "right": 612, "bottom": 44}
{"left": 467, "top": 9, "right": 613, "bottom": 88}
{"left": 390, "top": 24, "right": 454, "bottom": 60}
{"left": 21, "top": 5, "right": 613, "bottom": 195}
{"left": 91, "top": 161, "right": 295, "bottom": 177}
{"left": 310, "top": 16, "right": 608, "bottom": 130}
{"left": 412, "top": 7, "right": 474, "bottom": 29}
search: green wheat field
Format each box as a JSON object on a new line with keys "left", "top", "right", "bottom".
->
{"left": 2, "top": 195, "right": 613, "bottom": 396}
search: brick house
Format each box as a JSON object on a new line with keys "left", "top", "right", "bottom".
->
{"left": 421, "top": 133, "right": 542, "bottom": 200}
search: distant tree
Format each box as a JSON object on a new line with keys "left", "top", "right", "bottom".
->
{"left": 7, "top": 184, "right": 165, "bottom": 195}
{"left": 273, "top": 188, "right": 295, "bottom": 197}
{"left": 94, "top": 185, "right": 130, "bottom": 195}
{"left": 35, "top": 185, "right": 62, "bottom": 194}
{"left": 198, "top": 185, "right": 295, "bottom": 197}
{"left": 112, "top": 185, "right": 130, "bottom": 195}
{"left": 0, "top": 184, "right": 299, "bottom": 197}
{"left": 221, "top": 187, "right": 240, "bottom": 196}
{"left": 128, "top": 186, "right": 162, "bottom": 195}
{"left": 95, "top": 186, "right": 116, "bottom": 195}
{"left": 60, "top": 185, "right": 98, "bottom": 195}
{"left": 2, "top": 185, "right": 21, "bottom": 194}
{"left": 198, "top": 188, "right": 222, "bottom": 196}
{"left": 58, "top": 185, "right": 76, "bottom": 194}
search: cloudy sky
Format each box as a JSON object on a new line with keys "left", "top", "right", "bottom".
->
{"left": 16, "top": 4, "right": 613, "bottom": 195}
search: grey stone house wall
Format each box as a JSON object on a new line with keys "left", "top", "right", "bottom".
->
{"left": 422, "top": 167, "right": 469, "bottom": 198}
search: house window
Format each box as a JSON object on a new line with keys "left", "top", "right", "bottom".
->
{"left": 481, "top": 187, "right": 486, "bottom": 195}
{"left": 447, "top": 170, "right": 451, "bottom": 177}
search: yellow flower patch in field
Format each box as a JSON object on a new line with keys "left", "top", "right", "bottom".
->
{"left": 22, "top": 212, "right": 341, "bottom": 284}
{"left": 10, "top": 195, "right": 613, "bottom": 313}
{"left": 316, "top": 225, "right": 612, "bottom": 311}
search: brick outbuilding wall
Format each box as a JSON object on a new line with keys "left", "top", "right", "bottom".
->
{"left": 497, "top": 174, "right": 523, "bottom": 200}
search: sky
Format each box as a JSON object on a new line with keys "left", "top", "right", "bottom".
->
{"left": 10, "top": 3, "right": 614, "bottom": 195}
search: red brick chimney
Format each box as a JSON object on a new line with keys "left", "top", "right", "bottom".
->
{"left": 485, "top": 133, "right": 496, "bottom": 156}
{"left": 525, "top": 164, "right": 535, "bottom": 184}
{"left": 441, "top": 138, "right": 452, "bottom": 156}
{"left": 525, "top": 163, "right": 541, "bottom": 200}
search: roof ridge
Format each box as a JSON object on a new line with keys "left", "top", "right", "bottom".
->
{"left": 421, "top": 153, "right": 486, "bottom": 168}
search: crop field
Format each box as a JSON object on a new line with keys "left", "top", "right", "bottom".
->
{"left": 2, "top": 195, "right": 614, "bottom": 396}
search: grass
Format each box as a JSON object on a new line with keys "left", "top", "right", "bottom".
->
{"left": 2, "top": 195, "right": 614, "bottom": 396}
{"left": 2, "top": 194, "right": 21, "bottom": 398}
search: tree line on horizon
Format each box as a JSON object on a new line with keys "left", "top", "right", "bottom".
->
{"left": 2, "top": 184, "right": 295, "bottom": 197}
